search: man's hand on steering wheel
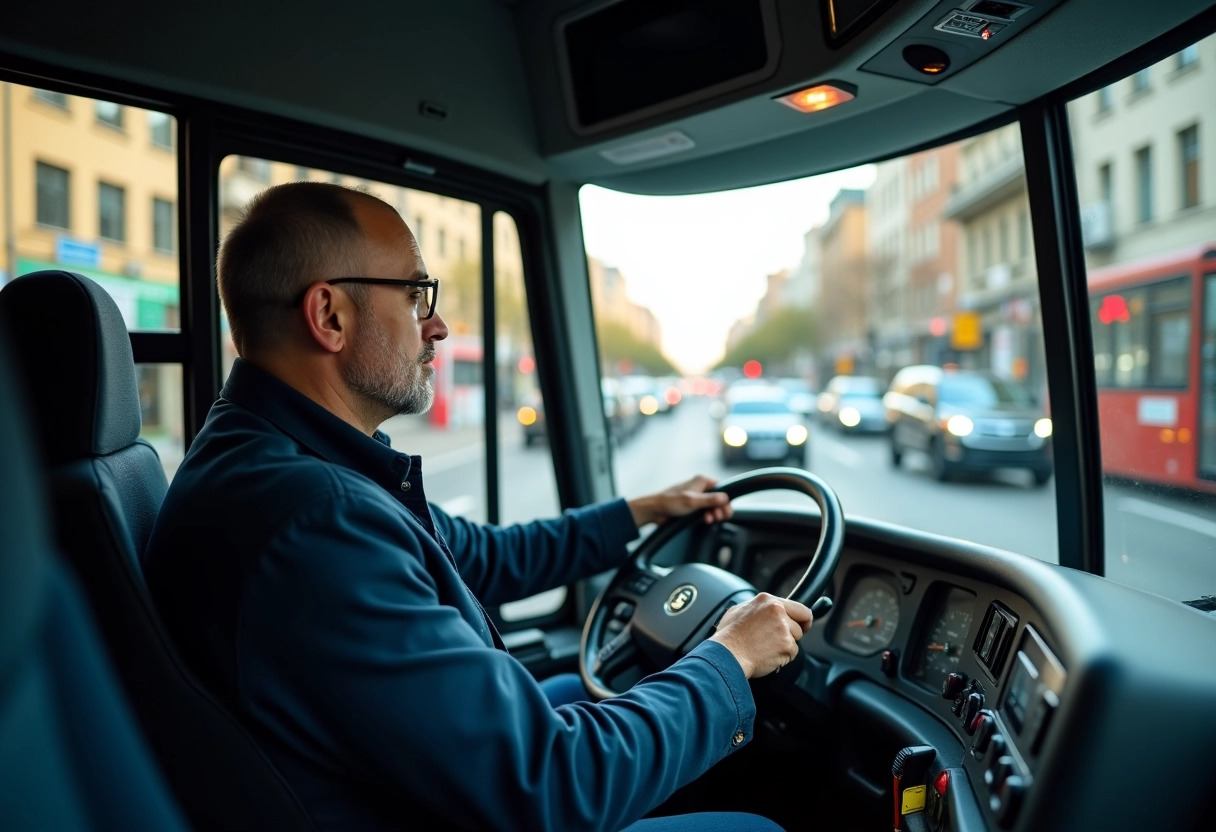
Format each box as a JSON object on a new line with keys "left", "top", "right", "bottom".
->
{"left": 710, "top": 593, "right": 813, "bottom": 679}
{"left": 627, "top": 474, "right": 734, "bottom": 528}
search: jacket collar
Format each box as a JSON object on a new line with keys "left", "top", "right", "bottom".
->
{"left": 221, "top": 358, "right": 413, "bottom": 486}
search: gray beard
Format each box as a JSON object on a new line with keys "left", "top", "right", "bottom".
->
{"left": 344, "top": 312, "right": 435, "bottom": 417}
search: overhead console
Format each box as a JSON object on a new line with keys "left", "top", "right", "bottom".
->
{"left": 859, "top": 0, "right": 1064, "bottom": 84}
{"left": 555, "top": 0, "right": 781, "bottom": 136}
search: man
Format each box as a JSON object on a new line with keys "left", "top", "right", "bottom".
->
{"left": 144, "top": 182, "right": 813, "bottom": 832}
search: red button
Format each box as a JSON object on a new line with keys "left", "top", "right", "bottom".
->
{"left": 934, "top": 769, "right": 950, "bottom": 796}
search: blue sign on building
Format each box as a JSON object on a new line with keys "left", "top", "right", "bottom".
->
{"left": 56, "top": 236, "right": 102, "bottom": 269}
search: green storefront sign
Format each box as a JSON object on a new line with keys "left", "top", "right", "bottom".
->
{"left": 16, "top": 259, "right": 179, "bottom": 330}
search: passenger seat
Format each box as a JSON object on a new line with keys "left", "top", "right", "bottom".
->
{"left": 0, "top": 271, "right": 314, "bottom": 832}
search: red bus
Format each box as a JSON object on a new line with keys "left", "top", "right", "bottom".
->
{"left": 1088, "top": 242, "right": 1216, "bottom": 492}
{"left": 429, "top": 335, "right": 485, "bottom": 429}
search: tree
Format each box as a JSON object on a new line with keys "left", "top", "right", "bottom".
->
{"left": 596, "top": 319, "right": 679, "bottom": 376}
{"left": 716, "top": 306, "right": 820, "bottom": 374}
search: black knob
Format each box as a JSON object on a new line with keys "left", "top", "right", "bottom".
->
{"left": 962, "top": 692, "right": 984, "bottom": 728}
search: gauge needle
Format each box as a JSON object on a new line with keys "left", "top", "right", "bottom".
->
{"left": 845, "top": 617, "right": 881, "bottom": 628}
{"left": 926, "top": 643, "right": 952, "bottom": 652}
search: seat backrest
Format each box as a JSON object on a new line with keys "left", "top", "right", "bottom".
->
{"left": 0, "top": 328, "right": 190, "bottom": 832}
{"left": 0, "top": 271, "right": 315, "bottom": 832}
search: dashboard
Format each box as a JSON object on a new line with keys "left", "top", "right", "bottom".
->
{"left": 678, "top": 509, "right": 1216, "bottom": 832}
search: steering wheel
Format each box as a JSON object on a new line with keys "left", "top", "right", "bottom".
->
{"left": 579, "top": 467, "right": 844, "bottom": 699}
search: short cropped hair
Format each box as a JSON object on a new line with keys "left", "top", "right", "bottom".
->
{"left": 218, "top": 181, "right": 387, "bottom": 355}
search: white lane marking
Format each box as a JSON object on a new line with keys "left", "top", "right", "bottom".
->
{"left": 1117, "top": 496, "right": 1216, "bottom": 539}
{"left": 439, "top": 494, "right": 477, "bottom": 517}
{"left": 423, "top": 444, "right": 484, "bottom": 475}
{"left": 816, "top": 437, "right": 864, "bottom": 468}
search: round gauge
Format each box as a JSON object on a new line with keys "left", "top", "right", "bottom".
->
{"left": 914, "top": 588, "right": 976, "bottom": 693}
{"left": 833, "top": 576, "right": 901, "bottom": 656}
{"left": 771, "top": 558, "right": 812, "bottom": 598}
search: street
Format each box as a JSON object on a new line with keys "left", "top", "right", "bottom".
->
{"left": 400, "top": 396, "right": 1216, "bottom": 605}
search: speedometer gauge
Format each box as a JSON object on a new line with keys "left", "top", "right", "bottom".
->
{"left": 833, "top": 575, "right": 901, "bottom": 655}
{"left": 913, "top": 587, "right": 976, "bottom": 693}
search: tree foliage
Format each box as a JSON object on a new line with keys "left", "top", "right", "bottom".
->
{"left": 597, "top": 319, "right": 678, "bottom": 376}
{"left": 716, "top": 306, "right": 819, "bottom": 372}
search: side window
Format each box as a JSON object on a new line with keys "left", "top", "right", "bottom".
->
{"left": 1, "top": 84, "right": 183, "bottom": 481}
{"left": 1067, "top": 32, "right": 1216, "bottom": 602}
{"left": 219, "top": 160, "right": 561, "bottom": 558}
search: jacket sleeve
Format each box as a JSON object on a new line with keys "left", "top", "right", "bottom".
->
{"left": 433, "top": 498, "right": 640, "bottom": 605}
{"left": 237, "top": 481, "right": 756, "bottom": 832}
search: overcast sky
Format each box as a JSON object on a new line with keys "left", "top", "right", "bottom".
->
{"left": 579, "top": 165, "right": 876, "bottom": 374}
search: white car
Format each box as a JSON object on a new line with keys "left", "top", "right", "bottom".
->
{"left": 718, "top": 388, "right": 809, "bottom": 467}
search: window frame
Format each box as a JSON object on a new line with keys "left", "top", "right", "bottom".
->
{"left": 98, "top": 180, "right": 127, "bottom": 243}
{"left": 35, "top": 160, "right": 71, "bottom": 230}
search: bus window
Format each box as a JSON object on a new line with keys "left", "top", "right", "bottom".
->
{"left": 582, "top": 124, "right": 1059, "bottom": 562}
{"left": 218, "top": 160, "right": 562, "bottom": 536}
{"left": 1068, "top": 33, "right": 1216, "bottom": 600}
{"left": 0, "top": 83, "right": 182, "bottom": 476}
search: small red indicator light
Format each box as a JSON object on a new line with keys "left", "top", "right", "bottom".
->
{"left": 1098, "top": 294, "right": 1131, "bottom": 325}
{"left": 981, "top": 27, "right": 991, "bottom": 40}
{"left": 742, "top": 360, "right": 763, "bottom": 379}
{"left": 934, "top": 769, "right": 950, "bottom": 796}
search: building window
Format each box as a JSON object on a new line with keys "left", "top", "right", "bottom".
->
{"left": 148, "top": 111, "right": 174, "bottom": 149}
{"left": 237, "top": 157, "right": 272, "bottom": 182}
{"left": 1018, "top": 211, "right": 1030, "bottom": 259}
{"left": 1179, "top": 125, "right": 1200, "bottom": 210}
{"left": 1131, "top": 68, "right": 1151, "bottom": 94}
{"left": 1177, "top": 44, "right": 1199, "bottom": 70}
{"left": 33, "top": 89, "right": 69, "bottom": 109}
{"left": 99, "top": 182, "right": 126, "bottom": 242}
{"left": 36, "top": 162, "right": 71, "bottom": 229}
{"left": 414, "top": 216, "right": 424, "bottom": 247}
{"left": 95, "top": 100, "right": 125, "bottom": 129}
{"left": 294, "top": 165, "right": 310, "bottom": 181}
{"left": 153, "top": 198, "right": 175, "bottom": 252}
{"left": 1135, "top": 146, "right": 1153, "bottom": 223}
{"left": 1096, "top": 85, "right": 1113, "bottom": 113}
{"left": 1098, "top": 162, "right": 1113, "bottom": 204}
{"left": 438, "top": 227, "right": 447, "bottom": 257}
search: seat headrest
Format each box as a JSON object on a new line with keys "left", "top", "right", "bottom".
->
{"left": 0, "top": 328, "right": 52, "bottom": 688}
{"left": 0, "top": 271, "right": 142, "bottom": 464}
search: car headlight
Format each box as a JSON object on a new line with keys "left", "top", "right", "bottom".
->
{"left": 786, "top": 424, "right": 808, "bottom": 445}
{"left": 723, "top": 425, "right": 748, "bottom": 447}
{"left": 1035, "top": 418, "right": 1052, "bottom": 438}
{"left": 838, "top": 407, "right": 861, "bottom": 427}
{"left": 945, "top": 415, "right": 974, "bottom": 437}
{"left": 639, "top": 395, "right": 659, "bottom": 416}
{"left": 517, "top": 406, "right": 537, "bottom": 427}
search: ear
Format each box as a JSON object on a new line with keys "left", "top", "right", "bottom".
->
{"left": 300, "top": 283, "right": 350, "bottom": 354}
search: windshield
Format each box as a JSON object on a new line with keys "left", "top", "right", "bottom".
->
{"left": 939, "top": 375, "right": 1033, "bottom": 409}
{"left": 581, "top": 35, "right": 1214, "bottom": 604}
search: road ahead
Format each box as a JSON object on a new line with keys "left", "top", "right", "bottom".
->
{"left": 397, "top": 397, "right": 1216, "bottom": 604}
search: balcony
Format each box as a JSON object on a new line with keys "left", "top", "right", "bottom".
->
{"left": 944, "top": 154, "right": 1025, "bottom": 221}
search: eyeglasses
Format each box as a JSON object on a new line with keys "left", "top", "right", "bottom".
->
{"left": 296, "top": 277, "right": 440, "bottom": 319}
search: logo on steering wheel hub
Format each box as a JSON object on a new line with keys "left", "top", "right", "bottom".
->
{"left": 664, "top": 584, "right": 698, "bottom": 615}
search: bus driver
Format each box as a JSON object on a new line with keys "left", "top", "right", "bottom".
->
{"left": 144, "top": 182, "right": 813, "bottom": 832}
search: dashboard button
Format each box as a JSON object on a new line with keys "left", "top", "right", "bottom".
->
{"left": 881, "top": 649, "right": 899, "bottom": 677}
{"left": 942, "top": 671, "right": 967, "bottom": 700}
{"left": 971, "top": 710, "right": 996, "bottom": 754}
{"left": 991, "top": 774, "right": 1029, "bottom": 828}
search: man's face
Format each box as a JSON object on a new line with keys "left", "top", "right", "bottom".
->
{"left": 341, "top": 200, "right": 448, "bottom": 418}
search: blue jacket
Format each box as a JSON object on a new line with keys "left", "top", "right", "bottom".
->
{"left": 144, "top": 358, "right": 755, "bottom": 832}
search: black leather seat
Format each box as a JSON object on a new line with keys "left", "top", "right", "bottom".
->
{"left": 0, "top": 329, "right": 189, "bottom": 831}
{"left": 0, "top": 270, "right": 314, "bottom": 831}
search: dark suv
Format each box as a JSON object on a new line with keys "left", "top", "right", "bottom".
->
{"left": 884, "top": 365, "right": 1053, "bottom": 485}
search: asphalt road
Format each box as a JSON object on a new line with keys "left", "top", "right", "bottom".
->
{"left": 407, "top": 396, "right": 1216, "bottom": 607}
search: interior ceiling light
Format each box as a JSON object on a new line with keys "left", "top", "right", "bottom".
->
{"left": 775, "top": 82, "right": 856, "bottom": 114}
{"left": 903, "top": 44, "right": 951, "bottom": 75}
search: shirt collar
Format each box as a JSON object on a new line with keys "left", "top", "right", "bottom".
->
{"left": 221, "top": 358, "right": 414, "bottom": 485}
